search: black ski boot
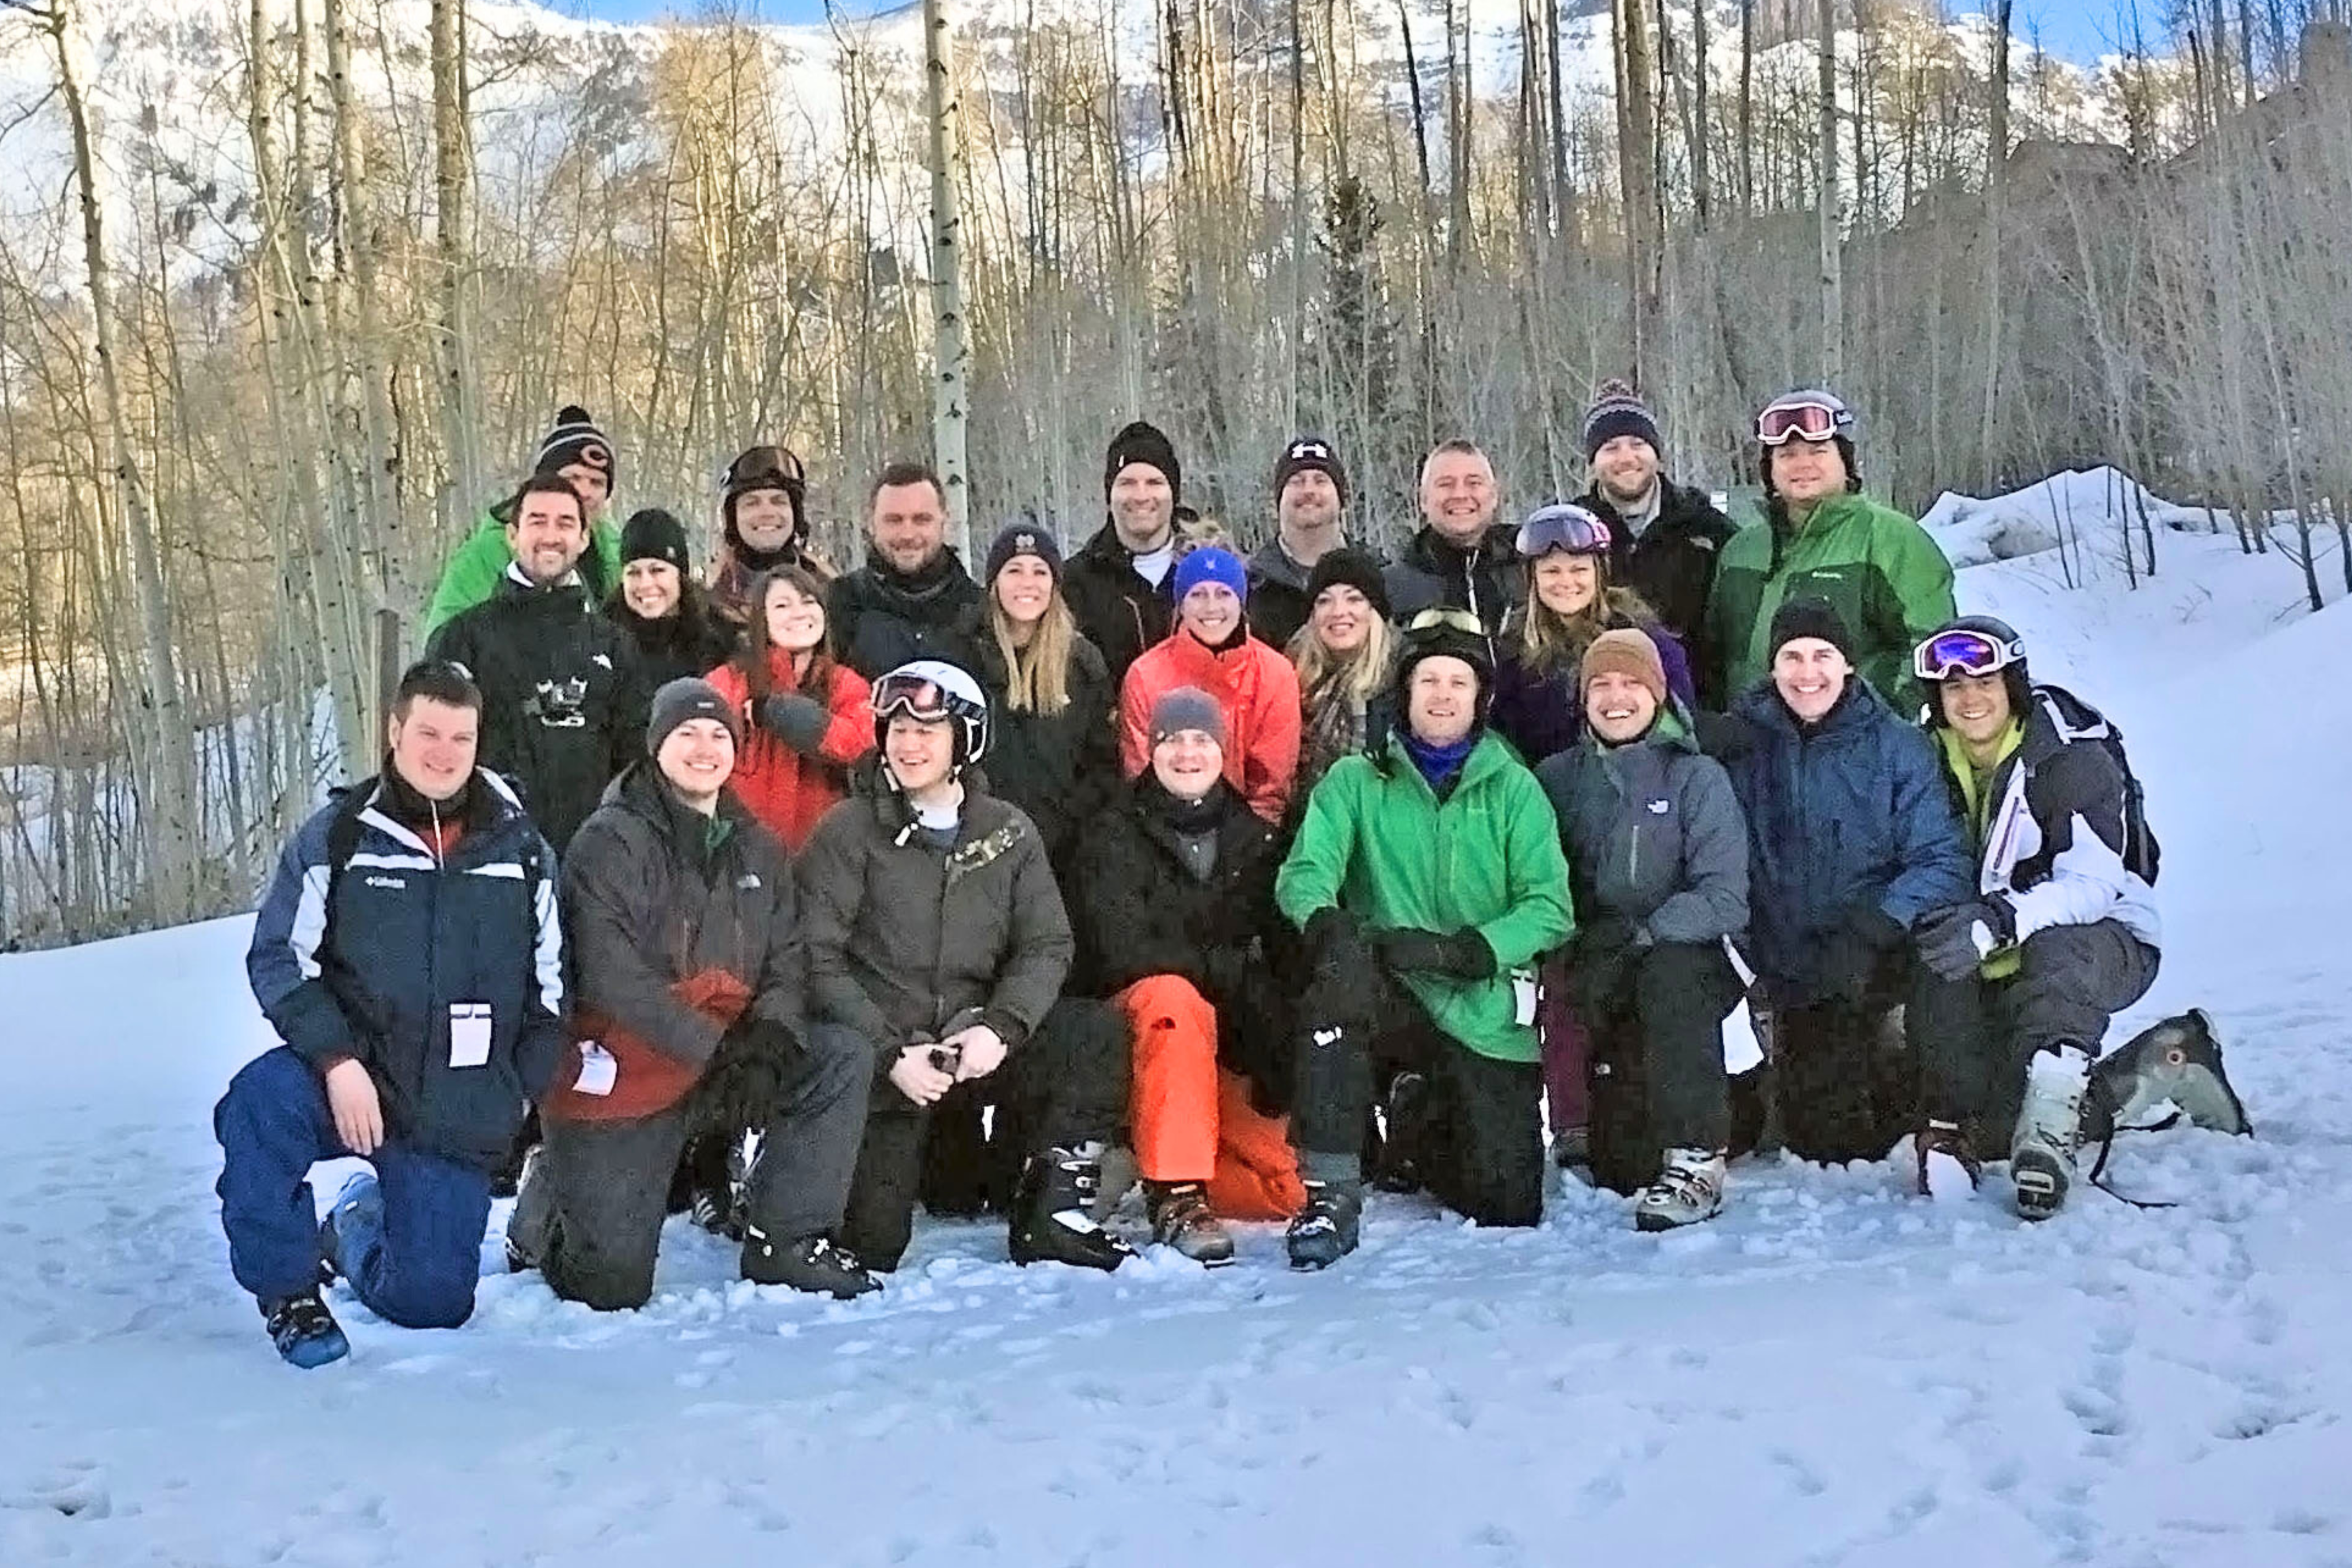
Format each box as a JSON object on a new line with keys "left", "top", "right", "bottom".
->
{"left": 2088, "top": 1009, "right": 2253, "bottom": 1141}
{"left": 1285, "top": 1178, "right": 1364, "bottom": 1271}
{"left": 1370, "top": 1071, "right": 1430, "bottom": 1193}
{"left": 742, "top": 1229, "right": 880, "bottom": 1299}
{"left": 262, "top": 1290, "right": 349, "bottom": 1369}
{"left": 1010, "top": 1146, "right": 1132, "bottom": 1272}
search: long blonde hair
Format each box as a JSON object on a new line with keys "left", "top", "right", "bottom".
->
{"left": 1519, "top": 553, "right": 1656, "bottom": 677}
{"left": 989, "top": 590, "right": 1079, "bottom": 715}
{"left": 1289, "top": 611, "right": 1394, "bottom": 710}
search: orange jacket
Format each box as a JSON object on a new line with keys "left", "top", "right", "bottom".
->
{"left": 1118, "top": 630, "right": 1301, "bottom": 823}
{"left": 705, "top": 652, "right": 873, "bottom": 852}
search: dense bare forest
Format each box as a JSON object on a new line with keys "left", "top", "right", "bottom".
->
{"left": 0, "top": 0, "right": 2347, "bottom": 945}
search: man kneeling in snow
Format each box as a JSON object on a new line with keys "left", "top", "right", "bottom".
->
{"left": 221, "top": 661, "right": 566, "bottom": 1368}
{"left": 1907, "top": 619, "right": 2162, "bottom": 1218}
{"left": 1274, "top": 612, "right": 1573, "bottom": 1268}
{"left": 506, "top": 678, "right": 878, "bottom": 1306}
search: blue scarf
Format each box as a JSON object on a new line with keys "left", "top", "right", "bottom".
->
{"left": 1400, "top": 730, "right": 1475, "bottom": 790}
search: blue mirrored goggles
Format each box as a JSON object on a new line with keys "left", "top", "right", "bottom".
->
{"left": 1912, "top": 627, "right": 2025, "bottom": 683}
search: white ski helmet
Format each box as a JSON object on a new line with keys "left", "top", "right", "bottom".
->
{"left": 871, "top": 660, "right": 991, "bottom": 767}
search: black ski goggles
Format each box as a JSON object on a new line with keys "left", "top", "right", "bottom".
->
{"left": 1913, "top": 626, "right": 2025, "bottom": 683}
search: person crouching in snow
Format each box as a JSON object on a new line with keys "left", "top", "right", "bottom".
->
{"left": 507, "top": 679, "right": 878, "bottom": 1306}
{"left": 1535, "top": 630, "right": 1749, "bottom": 1229}
{"left": 1071, "top": 687, "right": 1306, "bottom": 1266}
{"left": 796, "top": 662, "right": 1134, "bottom": 1272}
{"left": 222, "top": 660, "right": 566, "bottom": 1367}
{"left": 1718, "top": 599, "right": 1978, "bottom": 1189}
{"left": 1273, "top": 611, "right": 1574, "bottom": 1268}
{"left": 1907, "top": 618, "right": 2162, "bottom": 1217}
{"left": 1119, "top": 544, "right": 1303, "bottom": 824}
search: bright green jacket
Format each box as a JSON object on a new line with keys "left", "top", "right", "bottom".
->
{"left": 1276, "top": 731, "right": 1574, "bottom": 1063}
{"left": 1707, "top": 491, "right": 1956, "bottom": 717}
{"left": 420, "top": 511, "right": 625, "bottom": 639}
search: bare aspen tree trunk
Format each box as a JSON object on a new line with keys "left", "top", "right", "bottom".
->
{"left": 1817, "top": 0, "right": 1845, "bottom": 383}
{"left": 1615, "top": 0, "right": 1662, "bottom": 386}
{"left": 1690, "top": 0, "right": 1712, "bottom": 228}
{"left": 1739, "top": 0, "right": 1756, "bottom": 216}
{"left": 923, "top": 0, "right": 973, "bottom": 558}
{"left": 432, "top": 0, "right": 486, "bottom": 524}
{"left": 1444, "top": 0, "right": 1471, "bottom": 279}
{"left": 324, "top": 0, "right": 409, "bottom": 628}
{"left": 46, "top": 0, "right": 201, "bottom": 921}
{"left": 1980, "top": 0, "right": 2011, "bottom": 485}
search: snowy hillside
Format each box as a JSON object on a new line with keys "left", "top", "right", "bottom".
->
{"left": 0, "top": 0, "right": 2119, "bottom": 257}
{"left": 2, "top": 479, "right": 2347, "bottom": 1564}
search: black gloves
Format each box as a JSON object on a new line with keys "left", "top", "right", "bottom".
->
{"left": 755, "top": 692, "right": 832, "bottom": 756}
{"left": 1812, "top": 903, "right": 1907, "bottom": 1003}
{"left": 693, "top": 1016, "right": 803, "bottom": 1129}
{"left": 1915, "top": 899, "right": 2017, "bottom": 982}
{"left": 1568, "top": 915, "right": 1648, "bottom": 1017}
{"left": 1371, "top": 926, "right": 1497, "bottom": 981}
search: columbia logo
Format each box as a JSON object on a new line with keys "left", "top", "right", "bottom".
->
{"left": 364, "top": 875, "right": 406, "bottom": 890}
{"left": 736, "top": 873, "right": 762, "bottom": 889}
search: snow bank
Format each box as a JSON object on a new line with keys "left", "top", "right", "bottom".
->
{"left": 1919, "top": 467, "right": 2294, "bottom": 569}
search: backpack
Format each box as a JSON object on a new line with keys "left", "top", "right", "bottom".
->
{"left": 2035, "top": 684, "right": 2161, "bottom": 885}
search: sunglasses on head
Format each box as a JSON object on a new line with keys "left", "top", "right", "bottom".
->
{"left": 1755, "top": 399, "right": 1851, "bottom": 446}
{"left": 1516, "top": 504, "right": 1613, "bottom": 560}
{"left": 1912, "top": 627, "right": 2025, "bottom": 683}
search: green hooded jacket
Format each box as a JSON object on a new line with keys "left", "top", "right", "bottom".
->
{"left": 1707, "top": 491, "right": 1956, "bottom": 716}
{"left": 421, "top": 511, "right": 625, "bottom": 639}
{"left": 1275, "top": 730, "right": 1574, "bottom": 1063}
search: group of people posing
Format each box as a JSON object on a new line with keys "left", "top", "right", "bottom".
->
{"left": 214, "top": 385, "right": 2169, "bottom": 1369}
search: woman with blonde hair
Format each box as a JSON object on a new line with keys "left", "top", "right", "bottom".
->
{"left": 1286, "top": 547, "right": 1396, "bottom": 806}
{"left": 1490, "top": 502, "right": 1694, "bottom": 765}
{"left": 971, "top": 519, "right": 1119, "bottom": 879}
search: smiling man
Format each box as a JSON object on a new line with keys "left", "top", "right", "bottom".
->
{"left": 825, "top": 461, "right": 986, "bottom": 679}
{"left": 426, "top": 473, "right": 647, "bottom": 853}
{"left": 1707, "top": 389, "right": 1955, "bottom": 712}
{"left": 1383, "top": 440, "right": 1524, "bottom": 634}
{"left": 1906, "top": 617, "right": 2163, "bottom": 1219}
{"left": 1573, "top": 379, "right": 1734, "bottom": 661}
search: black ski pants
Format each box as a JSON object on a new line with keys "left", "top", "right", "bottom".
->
{"left": 512, "top": 1022, "right": 870, "bottom": 1311}
{"left": 1290, "top": 921, "right": 1544, "bottom": 1227}
{"left": 1774, "top": 945, "right": 1980, "bottom": 1164}
{"left": 1934, "top": 920, "right": 2160, "bottom": 1137}
{"left": 841, "top": 998, "right": 1128, "bottom": 1271}
{"left": 1581, "top": 940, "right": 1745, "bottom": 1195}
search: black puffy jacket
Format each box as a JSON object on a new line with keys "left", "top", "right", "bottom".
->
{"left": 971, "top": 630, "right": 1121, "bottom": 875}
{"left": 1382, "top": 524, "right": 1523, "bottom": 634}
{"left": 1062, "top": 521, "right": 1177, "bottom": 686}
{"left": 1577, "top": 477, "right": 1736, "bottom": 659}
{"left": 426, "top": 568, "right": 648, "bottom": 851}
{"left": 825, "top": 548, "right": 987, "bottom": 680}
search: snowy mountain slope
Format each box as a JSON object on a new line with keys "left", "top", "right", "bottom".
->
{"left": 3, "top": 520, "right": 2348, "bottom": 1565}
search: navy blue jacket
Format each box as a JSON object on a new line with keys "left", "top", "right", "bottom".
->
{"left": 1721, "top": 678, "right": 1972, "bottom": 992}
{"left": 246, "top": 770, "right": 567, "bottom": 1169}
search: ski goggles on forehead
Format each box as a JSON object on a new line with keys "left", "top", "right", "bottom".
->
{"left": 1913, "top": 626, "right": 2025, "bottom": 682}
{"left": 1516, "top": 504, "right": 1613, "bottom": 559}
{"left": 1755, "top": 399, "right": 1851, "bottom": 445}
{"left": 871, "top": 672, "right": 958, "bottom": 722}
{"left": 1404, "top": 606, "right": 1486, "bottom": 638}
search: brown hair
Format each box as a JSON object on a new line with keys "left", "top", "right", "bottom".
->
{"left": 736, "top": 564, "right": 844, "bottom": 706}
{"left": 1517, "top": 551, "right": 1657, "bottom": 677}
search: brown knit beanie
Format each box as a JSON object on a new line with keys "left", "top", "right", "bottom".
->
{"left": 1580, "top": 627, "right": 1669, "bottom": 710}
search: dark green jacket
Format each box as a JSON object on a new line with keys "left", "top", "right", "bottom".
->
{"left": 1707, "top": 492, "right": 1955, "bottom": 715}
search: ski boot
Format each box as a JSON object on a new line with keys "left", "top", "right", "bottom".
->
{"left": 262, "top": 1290, "right": 350, "bottom": 1369}
{"left": 742, "top": 1228, "right": 880, "bottom": 1299}
{"left": 2012, "top": 1042, "right": 2091, "bottom": 1221}
{"left": 2087, "top": 1009, "right": 2252, "bottom": 1143}
{"left": 1634, "top": 1147, "right": 1726, "bottom": 1231}
{"left": 319, "top": 1171, "right": 382, "bottom": 1284}
{"left": 1914, "top": 1120, "right": 1983, "bottom": 1203}
{"left": 1285, "top": 1178, "right": 1364, "bottom": 1271}
{"left": 1008, "top": 1145, "right": 1132, "bottom": 1272}
{"left": 1370, "top": 1071, "right": 1430, "bottom": 1194}
{"left": 1145, "top": 1181, "right": 1235, "bottom": 1267}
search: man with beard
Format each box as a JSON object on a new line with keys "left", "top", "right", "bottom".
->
{"left": 1246, "top": 437, "right": 1373, "bottom": 651}
{"left": 1574, "top": 379, "right": 1735, "bottom": 661}
{"left": 825, "top": 462, "right": 987, "bottom": 680}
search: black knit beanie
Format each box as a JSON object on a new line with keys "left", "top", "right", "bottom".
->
{"left": 1303, "top": 546, "right": 1391, "bottom": 619}
{"left": 1769, "top": 596, "right": 1855, "bottom": 663}
{"left": 1105, "top": 420, "right": 1182, "bottom": 503}
{"left": 536, "top": 405, "right": 615, "bottom": 491}
{"left": 619, "top": 508, "right": 691, "bottom": 573}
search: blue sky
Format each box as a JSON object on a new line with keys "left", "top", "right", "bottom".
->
{"left": 566, "top": 1, "right": 2130, "bottom": 66}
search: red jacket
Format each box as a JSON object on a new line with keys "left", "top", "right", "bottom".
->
{"left": 705, "top": 653, "right": 873, "bottom": 852}
{"left": 1119, "top": 630, "right": 1302, "bottom": 823}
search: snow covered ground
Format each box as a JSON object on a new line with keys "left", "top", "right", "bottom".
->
{"left": 4, "top": 494, "right": 2349, "bottom": 1565}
